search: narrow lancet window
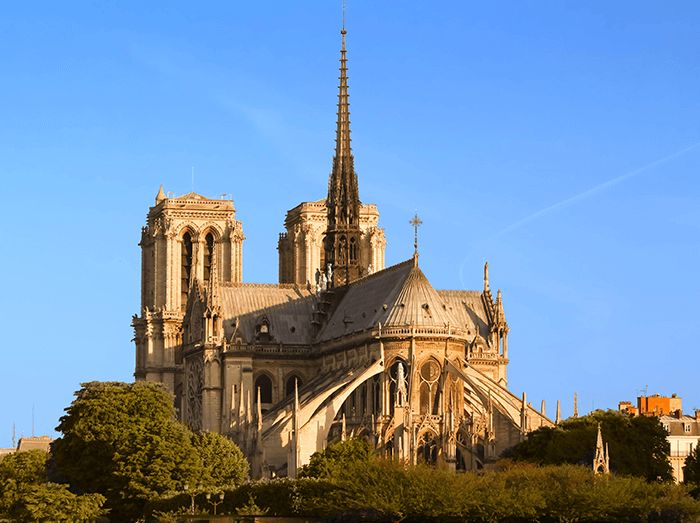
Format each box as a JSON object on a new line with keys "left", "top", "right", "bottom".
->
{"left": 350, "top": 237, "right": 357, "bottom": 261}
{"left": 286, "top": 375, "right": 302, "bottom": 397}
{"left": 255, "top": 375, "right": 273, "bottom": 405}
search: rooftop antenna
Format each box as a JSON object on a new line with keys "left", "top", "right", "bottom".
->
{"left": 343, "top": 0, "right": 345, "bottom": 30}
{"left": 32, "top": 405, "right": 34, "bottom": 437}
{"left": 191, "top": 167, "right": 194, "bottom": 192}
{"left": 12, "top": 423, "right": 15, "bottom": 448}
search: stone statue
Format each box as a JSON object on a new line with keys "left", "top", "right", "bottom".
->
{"left": 325, "top": 263, "right": 333, "bottom": 288}
{"left": 397, "top": 363, "right": 406, "bottom": 393}
{"left": 396, "top": 362, "right": 407, "bottom": 406}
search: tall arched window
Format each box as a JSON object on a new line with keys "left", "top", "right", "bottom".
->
{"left": 373, "top": 375, "right": 381, "bottom": 413}
{"left": 181, "top": 232, "right": 193, "bottom": 311}
{"left": 255, "top": 374, "right": 273, "bottom": 404}
{"left": 203, "top": 233, "right": 214, "bottom": 281}
{"left": 350, "top": 237, "right": 357, "bottom": 261}
{"left": 419, "top": 360, "right": 441, "bottom": 415}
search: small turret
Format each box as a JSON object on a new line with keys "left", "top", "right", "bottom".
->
{"left": 556, "top": 400, "right": 562, "bottom": 424}
{"left": 155, "top": 184, "right": 166, "bottom": 205}
{"left": 484, "top": 262, "right": 489, "bottom": 291}
{"left": 593, "top": 423, "right": 610, "bottom": 474}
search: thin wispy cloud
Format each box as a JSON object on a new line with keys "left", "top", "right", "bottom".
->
{"left": 495, "top": 141, "right": 700, "bottom": 238}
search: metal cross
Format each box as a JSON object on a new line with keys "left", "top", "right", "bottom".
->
{"left": 409, "top": 210, "right": 423, "bottom": 255}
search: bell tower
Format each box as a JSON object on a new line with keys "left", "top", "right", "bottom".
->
{"left": 133, "top": 187, "right": 244, "bottom": 409}
{"left": 278, "top": 24, "right": 386, "bottom": 287}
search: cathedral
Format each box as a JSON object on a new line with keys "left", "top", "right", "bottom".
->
{"left": 133, "top": 25, "right": 553, "bottom": 477}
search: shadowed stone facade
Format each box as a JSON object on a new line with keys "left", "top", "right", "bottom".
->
{"left": 134, "top": 26, "right": 553, "bottom": 477}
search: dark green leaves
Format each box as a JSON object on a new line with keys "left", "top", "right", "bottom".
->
{"left": 513, "top": 410, "right": 673, "bottom": 481}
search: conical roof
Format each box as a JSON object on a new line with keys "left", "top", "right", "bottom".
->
{"left": 155, "top": 184, "right": 166, "bottom": 204}
{"left": 381, "top": 264, "right": 455, "bottom": 328}
{"left": 317, "top": 259, "right": 461, "bottom": 342}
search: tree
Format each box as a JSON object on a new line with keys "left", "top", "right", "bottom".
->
{"left": 0, "top": 449, "right": 105, "bottom": 523}
{"left": 191, "top": 431, "right": 248, "bottom": 488}
{"left": 53, "top": 381, "right": 202, "bottom": 521}
{"left": 0, "top": 449, "right": 49, "bottom": 516}
{"left": 512, "top": 409, "right": 673, "bottom": 481}
{"left": 10, "top": 483, "right": 106, "bottom": 523}
{"left": 684, "top": 445, "right": 700, "bottom": 484}
{"left": 297, "top": 438, "right": 374, "bottom": 479}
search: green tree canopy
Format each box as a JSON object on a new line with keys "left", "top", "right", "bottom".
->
{"left": 684, "top": 445, "right": 700, "bottom": 484}
{"left": 53, "top": 381, "right": 202, "bottom": 520}
{"left": 53, "top": 381, "right": 248, "bottom": 521}
{"left": 297, "top": 438, "right": 374, "bottom": 479}
{"left": 512, "top": 409, "right": 673, "bottom": 481}
{"left": 191, "top": 431, "right": 248, "bottom": 489}
{"left": 0, "top": 449, "right": 48, "bottom": 515}
{"left": 0, "top": 449, "right": 105, "bottom": 523}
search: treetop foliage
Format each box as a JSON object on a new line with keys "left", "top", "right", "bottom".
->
{"left": 190, "top": 431, "right": 248, "bottom": 488}
{"left": 158, "top": 460, "right": 699, "bottom": 523}
{"left": 53, "top": 381, "right": 247, "bottom": 522}
{"left": 0, "top": 448, "right": 47, "bottom": 487}
{"left": 0, "top": 449, "right": 106, "bottom": 523}
{"left": 297, "top": 437, "right": 374, "bottom": 479}
{"left": 684, "top": 445, "right": 700, "bottom": 485}
{"left": 512, "top": 409, "right": 673, "bottom": 481}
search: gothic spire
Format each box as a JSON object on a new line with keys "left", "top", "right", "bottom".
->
{"left": 325, "top": 21, "right": 362, "bottom": 286}
{"left": 334, "top": 26, "right": 352, "bottom": 165}
{"left": 594, "top": 423, "right": 610, "bottom": 474}
{"left": 327, "top": 24, "right": 358, "bottom": 225}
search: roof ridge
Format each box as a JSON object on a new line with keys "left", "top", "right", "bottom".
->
{"left": 220, "top": 282, "right": 309, "bottom": 290}
{"left": 349, "top": 258, "right": 414, "bottom": 288}
{"left": 437, "top": 289, "right": 482, "bottom": 296}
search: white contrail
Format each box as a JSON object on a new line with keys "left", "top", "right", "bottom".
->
{"left": 494, "top": 141, "right": 700, "bottom": 238}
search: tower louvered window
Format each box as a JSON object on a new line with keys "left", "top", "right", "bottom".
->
{"left": 204, "top": 233, "right": 214, "bottom": 281}
{"left": 181, "top": 232, "right": 193, "bottom": 311}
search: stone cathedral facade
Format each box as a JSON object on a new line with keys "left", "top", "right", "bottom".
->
{"left": 133, "top": 27, "right": 553, "bottom": 477}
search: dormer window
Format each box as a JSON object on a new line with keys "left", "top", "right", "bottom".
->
{"left": 685, "top": 423, "right": 692, "bottom": 433}
{"left": 255, "top": 316, "right": 272, "bottom": 342}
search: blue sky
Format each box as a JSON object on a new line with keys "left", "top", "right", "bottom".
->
{"left": 1, "top": 1, "right": 698, "bottom": 447}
